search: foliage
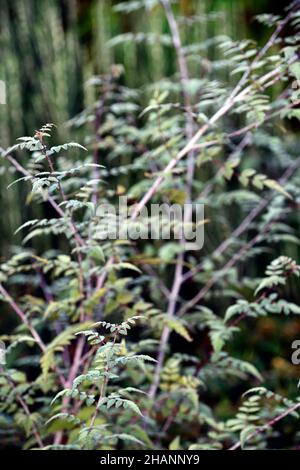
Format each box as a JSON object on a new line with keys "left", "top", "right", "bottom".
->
{"left": 1, "top": 0, "right": 300, "bottom": 451}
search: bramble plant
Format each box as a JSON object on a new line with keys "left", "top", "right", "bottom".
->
{"left": 1, "top": 0, "right": 300, "bottom": 450}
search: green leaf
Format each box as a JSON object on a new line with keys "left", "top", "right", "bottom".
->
{"left": 240, "top": 425, "right": 256, "bottom": 449}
